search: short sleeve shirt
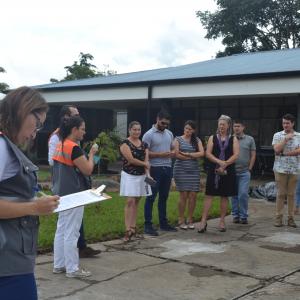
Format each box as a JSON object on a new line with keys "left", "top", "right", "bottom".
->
{"left": 0, "top": 137, "right": 19, "bottom": 181}
{"left": 272, "top": 130, "right": 300, "bottom": 174}
{"left": 235, "top": 134, "right": 256, "bottom": 173}
{"left": 142, "top": 126, "right": 174, "bottom": 167}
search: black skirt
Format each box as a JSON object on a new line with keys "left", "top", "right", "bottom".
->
{"left": 205, "top": 167, "right": 237, "bottom": 197}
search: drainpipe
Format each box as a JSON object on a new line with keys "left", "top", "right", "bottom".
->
{"left": 297, "top": 94, "right": 300, "bottom": 131}
{"left": 146, "top": 86, "right": 152, "bottom": 129}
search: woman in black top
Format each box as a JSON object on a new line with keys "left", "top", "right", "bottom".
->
{"left": 120, "top": 121, "right": 151, "bottom": 242}
{"left": 199, "top": 115, "right": 239, "bottom": 233}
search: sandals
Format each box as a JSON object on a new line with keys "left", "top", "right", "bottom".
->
{"left": 130, "top": 227, "right": 144, "bottom": 240}
{"left": 218, "top": 221, "right": 226, "bottom": 232}
{"left": 124, "top": 230, "right": 133, "bottom": 243}
{"left": 198, "top": 222, "right": 207, "bottom": 233}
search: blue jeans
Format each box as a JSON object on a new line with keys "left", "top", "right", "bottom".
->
{"left": 296, "top": 175, "right": 300, "bottom": 208}
{"left": 144, "top": 166, "right": 172, "bottom": 228}
{"left": 0, "top": 273, "right": 37, "bottom": 300}
{"left": 231, "top": 171, "right": 251, "bottom": 220}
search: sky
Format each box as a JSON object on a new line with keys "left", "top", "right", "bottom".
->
{"left": 0, "top": 0, "right": 222, "bottom": 89}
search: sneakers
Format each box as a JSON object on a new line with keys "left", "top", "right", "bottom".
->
{"left": 274, "top": 215, "right": 283, "bottom": 227}
{"left": 178, "top": 223, "right": 188, "bottom": 230}
{"left": 53, "top": 267, "right": 66, "bottom": 274}
{"left": 187, "top": 223, "right": 195, "bottom": 230}
{"left": 240, "top": 219, "right": 248, "bottom": 224}
{"left": 144, "top": 226, "right": 159, "bottom": 236}
{"left": 160, "top": 224, "right": 177, "bottom": 232}
{"left": 79, "top": 247, "right": 101, "bottom": 258}
{"left": 66, "top": 268, "right": 92, "bottom": 278}
{"left": 287, "top": 216, "right": 297, "bottom": 228}
{"left": 233, "top": 217, "right": 240, "bottom": 224}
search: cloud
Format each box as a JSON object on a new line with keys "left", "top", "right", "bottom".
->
{"left": 0, "top": 0, "right": 220, "bottom": 87}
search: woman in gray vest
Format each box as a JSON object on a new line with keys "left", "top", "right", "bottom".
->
{"left": 52, "top": 116, "right": 97, "bottom": 278}
{"left": 0, "top": 87, "right": 59, "bottom": 300}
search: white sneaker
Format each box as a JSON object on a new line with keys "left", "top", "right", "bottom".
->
{"left": 187, "top": 223, "right": 195, "bottom": 230}
{"left": 53, "top": 267, "right": 66, "bottom": 274}
{"left": 66, "top": 268, "right": 92, "bottom": 278}
{"left": 179, "top": 223, "right": 188, "bottom": 230}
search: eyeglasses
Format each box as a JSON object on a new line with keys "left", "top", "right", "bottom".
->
{"left": 32, "top": 112, "right": 44, "bottom": 132}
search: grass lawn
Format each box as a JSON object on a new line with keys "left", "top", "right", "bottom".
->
{"left": 38, "top": 191, "right": 225, "bottom": 251}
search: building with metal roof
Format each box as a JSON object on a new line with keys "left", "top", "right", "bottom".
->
{"left": 35, "top": 48, "right": 300, "bottom": 172}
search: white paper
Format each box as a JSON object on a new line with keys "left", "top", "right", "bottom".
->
{"left": 54, "top": 189, "right": 110, "bottom": 213}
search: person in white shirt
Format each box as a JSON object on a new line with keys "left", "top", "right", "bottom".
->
{"left": 272, "top": 113, "right": 300, "bottom": 227}
{"left": 48, "top": 105, "right": 79, "bottom": 166}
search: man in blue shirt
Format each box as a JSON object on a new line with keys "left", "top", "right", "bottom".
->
{"left": 142, "top": 111, "right": 177, "bottom": 236}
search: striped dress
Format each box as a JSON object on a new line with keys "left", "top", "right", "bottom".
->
{"left": 173, "top": 136, "right": 200, "bottom": 192}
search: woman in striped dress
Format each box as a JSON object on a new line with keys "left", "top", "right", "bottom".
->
{"left": 173, "top": 120, "right": 204, "bottom": 229}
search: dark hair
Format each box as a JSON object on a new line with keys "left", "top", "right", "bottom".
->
{"left": 59, "top": 115, "right": 84, "bottom": 142}
{"left": 282, "top": 114, "right": 295, "bottom": 123}
{"left": 184, "top": 120, "right": 199, "bottom": 151}
{"left": 0, "top": 86, "right": 48, "bottom": 143}
{"left": 233, "top": 119, "right": 244, "bottom": 125}
{"left": 157, "top": 110, "right": 170, "bottom": 120}
{"left": 59, "top": 105, "right": 77, "bottom": 120}
{"left": 128, "top": 121, "right": 141, "bottom": 130}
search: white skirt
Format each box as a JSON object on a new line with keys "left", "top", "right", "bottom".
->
{"left": 120, "top": 171, "right": 152, "bottom": 197}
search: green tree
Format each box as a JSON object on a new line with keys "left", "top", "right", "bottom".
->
{"left": 197, "top": 0, "right": 300, "bottom": 57}
{"left": 0, "top": 66, "right": 9, "bottom": 93}
{"left": 50, "top": 52, "right": 116, "bottom": 82}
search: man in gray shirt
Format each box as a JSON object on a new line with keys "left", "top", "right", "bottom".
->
{"left": 231, "top": 120, "right": 256, "bottom": 224}
{"left": 142, "top": 110, "right": 177, "bottom": 236}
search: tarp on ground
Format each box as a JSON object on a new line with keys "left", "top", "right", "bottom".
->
{"left": 249, "top": 181, "right": 277, "bottom": 202}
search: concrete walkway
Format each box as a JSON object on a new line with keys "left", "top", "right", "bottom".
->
{"left": 36, "top": 198, "right": 300, "bottom": 300}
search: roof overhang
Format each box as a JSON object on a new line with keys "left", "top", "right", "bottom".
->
{"left": 41, "top": 75, "right": 300, "bottom": 104}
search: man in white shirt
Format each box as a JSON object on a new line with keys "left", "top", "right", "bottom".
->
{"left": 272, "top": 114, "right": 300, "bottom": 227}
{"left": 48, "top": 105, "right": 79, "bottom": 166}
{"left": 48, "top": 105, "right": 101, "bottom": 258}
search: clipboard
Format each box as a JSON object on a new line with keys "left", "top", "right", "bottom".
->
{"left": 54, "top": 185, "right": 111, "bottom": 213}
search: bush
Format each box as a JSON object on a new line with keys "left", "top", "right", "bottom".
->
{"left": 83, "top": 129, "right": 122, "bottom": 174}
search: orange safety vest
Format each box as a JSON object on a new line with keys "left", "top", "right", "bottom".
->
{"left": 52, "top": 139, "right": 77, "bottom": 167}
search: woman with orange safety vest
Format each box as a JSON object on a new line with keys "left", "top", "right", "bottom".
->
{"left": 52, "top": 115, "right": 97, "bottom": 278}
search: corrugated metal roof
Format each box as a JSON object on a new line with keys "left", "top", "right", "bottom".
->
{"left": 36, "top": 48, "right": 300, "bottom": 90}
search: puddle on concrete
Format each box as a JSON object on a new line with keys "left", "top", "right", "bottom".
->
{"left": 160, "top": 239, "right": 227, "bottom": 258}
{"left": 258, "top": 232, "right": 300, "bottom": 247}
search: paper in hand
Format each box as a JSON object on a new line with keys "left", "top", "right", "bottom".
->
{"left": 54, "top": 185, "right": 109, "bottom": 213}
